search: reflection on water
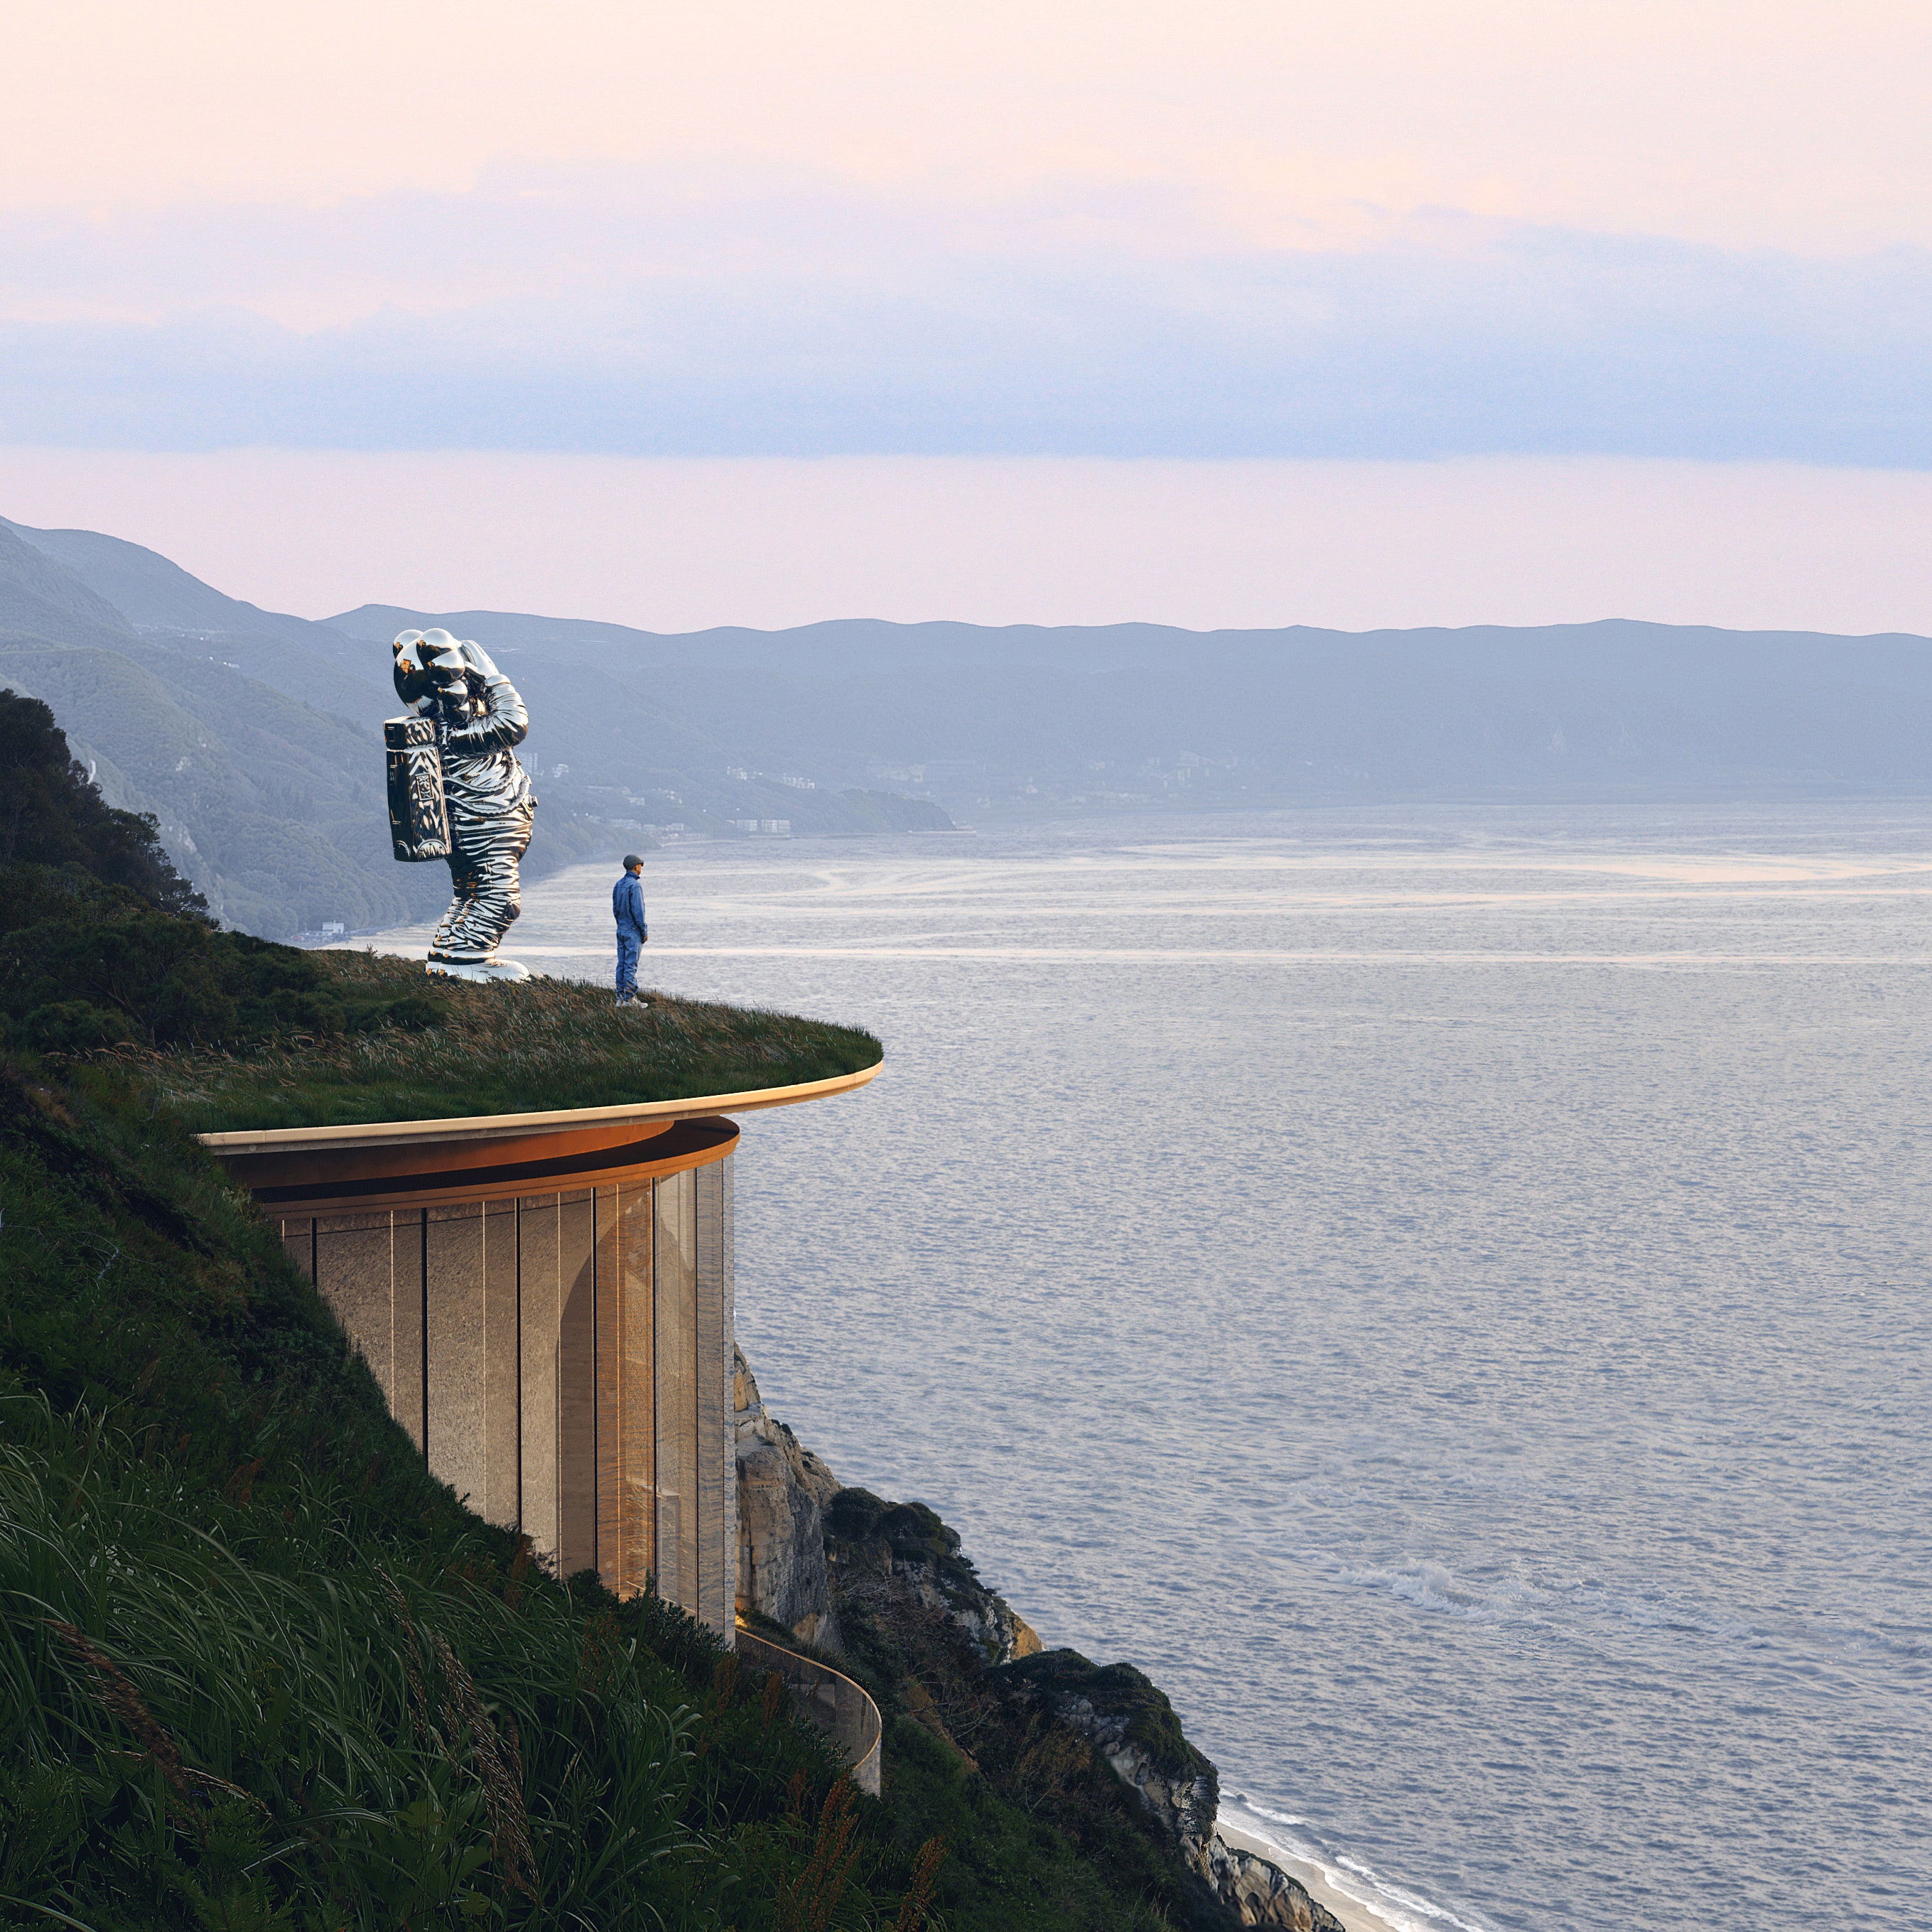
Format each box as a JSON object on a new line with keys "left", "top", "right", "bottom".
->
{"left": 357, "top": 803, "right": 1932, "bottom": 1932}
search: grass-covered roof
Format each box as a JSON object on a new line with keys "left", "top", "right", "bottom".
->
{"left": 0, "top": 688, "right": 879, "bottom": 1132}
{"left": 151, "top": 949, "right": 882, "bottom": 1135}
{"left": 1, "top": 868, "right": 880, "bottom": 1133}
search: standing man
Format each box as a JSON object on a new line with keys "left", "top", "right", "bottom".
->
{"left": 613, "top": 853, "right": 649, "bottom": 1006}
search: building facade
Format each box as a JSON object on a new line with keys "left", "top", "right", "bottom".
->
{"left": 206, "top": 1072, "right": 874, "bottom": 1641}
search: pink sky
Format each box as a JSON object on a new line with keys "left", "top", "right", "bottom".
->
{"left": 3, "top": 449, "right": 1927, "bottom": 636}
{"left": 4, "top": 3, "right": 1929, "bottom": 630}
{"left": 10, "top": 2, "right": 1928, "bottom": 252}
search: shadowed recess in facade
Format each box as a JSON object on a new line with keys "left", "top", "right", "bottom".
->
{"left": 274, "top": 1150, "right": 736, "bottom": 1633}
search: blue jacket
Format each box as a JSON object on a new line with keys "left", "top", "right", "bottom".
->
{"left": 613, "top": 873, "right": 648, "bottom": 937}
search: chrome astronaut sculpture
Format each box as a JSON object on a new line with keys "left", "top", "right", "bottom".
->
{"left": 384, "top": 628, "right": 536, "bottom": 983}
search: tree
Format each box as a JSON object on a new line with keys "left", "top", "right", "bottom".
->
{"left": 0, "top": 688, "right": 207, "bottom": 919}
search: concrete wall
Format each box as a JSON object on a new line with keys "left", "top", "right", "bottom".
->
{"left": 279, "top": 1157, "right": 736, "bottom": 1639}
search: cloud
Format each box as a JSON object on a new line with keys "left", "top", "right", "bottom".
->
{"left": 10, "top": 2, "right": 1932, "bottom": 257}
{"left": 1, "top": 171, "right": 1929, "bottom": 462}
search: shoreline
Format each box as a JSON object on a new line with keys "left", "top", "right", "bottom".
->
{"left": 1218, "top": 1806, "right": 1484, "bottom": 1932}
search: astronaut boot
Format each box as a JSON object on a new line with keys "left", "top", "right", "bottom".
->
{"left": 426, "top": 954, "right": 531, "bottom": 983}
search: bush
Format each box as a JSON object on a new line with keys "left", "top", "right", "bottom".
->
{"left": 0, "top": 686, "right": 205, "bottom": 916}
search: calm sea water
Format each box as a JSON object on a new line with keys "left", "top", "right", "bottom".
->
{"left": 367, "top": 804, "right": 1931, "bottom": 1932}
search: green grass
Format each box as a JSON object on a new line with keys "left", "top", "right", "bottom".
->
{"left": 0, "top": 716, "right": 1219, "bottom": 1932}
{"left": 0, "top": 861, "right": 880, "bottom": 1134}
{"left": 0, "top": 1037, "right": 1216, "bottom": 1932}
{"left": 134, "top": 949, "right": 883, "bottom": 1134}
{"left": 0, "top": 1057, "right": 926, "bottom": 1932}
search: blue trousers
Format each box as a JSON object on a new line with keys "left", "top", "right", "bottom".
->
{"left": 615, "top": 929, "right": 642, "bottom": 995}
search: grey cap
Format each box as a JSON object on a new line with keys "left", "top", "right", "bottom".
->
{"left": 622, "top": 853, "right": 645, "bottom": 870}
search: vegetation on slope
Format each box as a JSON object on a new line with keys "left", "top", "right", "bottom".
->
{"left": 0, "top": 698, "right": 915, "bottom": 1928}
{"left": 0, "top": 694, "right": 1231, "bottom": 1932}
{"left": 0, "top": 686, "right": 206, "bottom": 917}
{"left": 0, "top": 691, "right": 881, "bottom": 1130}
{"left": 0, "top": 1057, "right": 934, "bottom": 1931}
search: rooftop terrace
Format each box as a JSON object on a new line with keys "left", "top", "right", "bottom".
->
{"left": 134, "top": 946, "right": 884, "bottom": 1137}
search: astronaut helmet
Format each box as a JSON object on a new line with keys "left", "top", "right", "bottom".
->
{"left": 394, "top": 627, "right": 501, "bottom": 707}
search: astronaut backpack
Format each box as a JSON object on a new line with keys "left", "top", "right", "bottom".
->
{"left": 384, "top": 712, "right": 451, "bottom": 862}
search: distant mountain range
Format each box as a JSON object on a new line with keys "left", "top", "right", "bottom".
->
{"left": 6, "top": 509, "right": 1932, "bottom": 937}
{"left": 0, "top": 520, "right": 949, "bottom": 936}
{"left": 329, "top": 603, "right": 1932, "bottom": 814}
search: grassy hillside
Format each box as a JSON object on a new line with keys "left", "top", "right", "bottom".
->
{"left": 0, "top": 1047, "right": 1224, "bottom": 1932}
{"left": 0, "top": 698, "right": 1231, "bottom": 1932}
{"left": 0, "top": 1052, "right": 932, "bottom": 1932}
{"left": 0, "top": 694, "right": 881, "bottom": 1127}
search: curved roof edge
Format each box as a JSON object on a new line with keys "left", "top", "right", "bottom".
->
{"left": 196, "top": 1057, "right": 882, "bottom": 1156}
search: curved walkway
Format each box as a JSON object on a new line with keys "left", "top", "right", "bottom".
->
{"left": 735, "top": 1626, "right": 883, "bottom": 1798}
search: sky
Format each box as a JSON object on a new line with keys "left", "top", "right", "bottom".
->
{"left": 2, "top": 1, "right": 1928, "bottom": 629}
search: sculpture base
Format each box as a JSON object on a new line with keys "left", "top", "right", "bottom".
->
{"left": 426, "top": 956, "right": 531, "bottom": 984}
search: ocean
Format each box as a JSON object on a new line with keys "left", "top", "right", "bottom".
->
{"left": 363, "top": 803, "right": 1931, "bottom": 1932}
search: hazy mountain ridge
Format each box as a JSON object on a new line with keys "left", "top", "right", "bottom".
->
{"left": 8, "top": 509, "right": 1932, "bottom": 942}
{"left": 0, "top": 522, "right": 602, "bottom": 935}
{"left": 0, "top": 521, "right": 956, "bottom": 938}
{"left": 335, "top": 600, "right": 1932, "bottom": 809}
{"left": 6, "top": 519, "right": 335, "bottom": 646}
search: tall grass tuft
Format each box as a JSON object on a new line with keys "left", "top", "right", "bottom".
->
{"left": 0, "top": 1390, "right": 942, "bottom": 1932}
{"left": 0, "top": 1392, "right": 696, "bottom": 1928}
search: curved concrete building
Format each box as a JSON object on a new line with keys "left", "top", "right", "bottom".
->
{"left": 205, "top": 1069, "right": 876, "bottom": 1642}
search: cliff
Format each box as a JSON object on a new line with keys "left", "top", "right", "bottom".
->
{"left": 2, "top": 704, "right": 1327, "bottom": 1932}
{"left": 733, "top": 1344, "right": 845, "bottom": 1647}
{"left": 734, "top": 1349, "right": 1347, "bottom": 1932}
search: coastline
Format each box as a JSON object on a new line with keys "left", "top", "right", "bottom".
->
{"left": 1217, "top": 1807, "right": 1484, "bottom": 1932}
{"left": 738, "top": 1342, "right": 1378, "bottom": 1931}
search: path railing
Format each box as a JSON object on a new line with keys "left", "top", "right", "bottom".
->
{"left": 735, "top": 1626, "right": 883, "bottom": 1797}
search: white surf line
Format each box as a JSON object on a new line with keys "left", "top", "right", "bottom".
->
{"left": 1218, "top": 1801, "right": 1499, "bottom": 1932}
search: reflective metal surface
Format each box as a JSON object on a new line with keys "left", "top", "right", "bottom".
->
{"left": 388, "top": 627, "right": 536, "bottom": 981}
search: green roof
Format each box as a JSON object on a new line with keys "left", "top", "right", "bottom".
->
{"left": 136, "top": 949, "right": 883, "bottom": 1135}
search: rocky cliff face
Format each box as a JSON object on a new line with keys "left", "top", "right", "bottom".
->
{"left": 999, "top": 1652, "right": 1220, "bottom": 1852}
{"left": 1000, "top": 1654, "right": 1345, "bottom": 1931}
{"left": 733, "top": 1345, "right": 1041, "bottom": 1664}
{"left": 733, "top": 1345, "right": 843, "bottom": 1648}
{"left": 1194, "top": 1837, "right": 1348, "bottom": 1932}
{"left": 822, "top": 1487, "right": 1042, "bottom": 1668}
{"left": 732, "top": 1346, "right": 1344, "bottom": 1931}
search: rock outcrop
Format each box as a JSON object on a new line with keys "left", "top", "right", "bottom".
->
{"left": 823, "top": 1487, "right": 1042, "bottom": 1667}
{"left": 1000, "top": 1653, "right": 1344, "bottom": 1930}
{"left": 1195, "top": 1837, "right": 1348, "bottom": 1932}
{"left": 733, "top": 1345, "right": 843, "bottom": 1647}
{"left": 733, "top": 1345, "right": 1041, "bottom": 1664}
{"left": 731, "top": 1347, "right": 1344, "bottom": 1931}
{"left": 999, "top": 1651, "right": 1219, "bottom": 1852}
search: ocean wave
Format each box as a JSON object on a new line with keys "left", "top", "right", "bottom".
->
{"left": 1331, "top": 1554, "right": 1780, "bottom": 1648}
{"left": 1333, "top": 1558, "right": 1545, "bottom": 1627}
